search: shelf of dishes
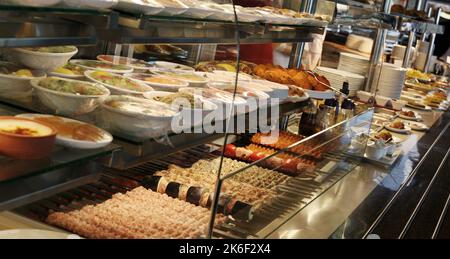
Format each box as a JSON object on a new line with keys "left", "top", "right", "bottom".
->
{"left": 355, "top": 68, "right": 449, "bottom": 112}
{"left": 0, "top": 0, "right": 330, "bottom": 47}
{"left": 351, "top": 103, "right": 446, "bottom": 168}
{"left": 0, "top": 0, "right": 330, "bottom": 26}
{"left": 0, "top": 46, "right": 337, "bottom": 167}
{"left": 100, "top": 14, "right": 322, "bottom": 45}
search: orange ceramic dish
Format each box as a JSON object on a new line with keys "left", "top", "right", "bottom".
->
{"left": 0, "top": 116, "right": 57, "bottom": 159}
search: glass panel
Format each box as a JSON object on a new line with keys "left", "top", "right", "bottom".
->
{"left": 210, "top": 108, "right": 374, "bottom": 238}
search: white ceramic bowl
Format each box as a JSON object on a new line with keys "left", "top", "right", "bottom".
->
{"left": 212, "top": 70, "right": 253, "bottom": 82}
{"left": 178, "top": 87, "right": 248, "bottom": 120}
{"left": 100, "top": 95, "right": 180, "bottom": 140}
{"left": 96, "top": 55, "right": 150, "bottom": 72}
{"left": 356, "top": 91, "right": 373, "bottom": 102}
{"left": 31, "top": 77, "right": 110, "bottom": 116}
{"left": 0, "top": 62, "right": 46, "bottom": 94}
{"left": 70, "top": 59, "right": 133, "bottom": 74}
{"left": 385, "top": 143, "right": 397, "bottom": 156}
{"left": 375, "top": 95, "right": 391, "bottom": 107}
{"left": 84, "top": 70, "right": 153, "bottom": 96}
{"left": 391, "top": 99, "right": 407, "bottom": 110}
{"left": 365, "top": 141, "right": 387, "bottom": 160}
{"left": 13, "top": 47, "right": 78, "bottom": 71}
{"left": 152, "top": 70, "right": 209, "bottom": 87}
{"left": 153, "top": 61, "right": 194, "bottom": 71}
{"left": 143, "top": 90, "right": 218, "bottom": 129}
{"left": 124, "top": 73, "right": 189, "bottom": 92}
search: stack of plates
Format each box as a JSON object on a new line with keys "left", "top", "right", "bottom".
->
{"left": 371, "top": 63, "right": 406, "bottom": 99}
{"left": 337, "top": 52, "right": 370, "bottom": 76}
{"left": 315, "top": 66, "right": 365, "bottom": 97}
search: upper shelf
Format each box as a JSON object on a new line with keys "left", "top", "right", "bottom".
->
{"left": 0, "top": 4, "right": 327, "bottom": 46}
{"left": 98, "top": 13, "right": 324, "bottom": 45}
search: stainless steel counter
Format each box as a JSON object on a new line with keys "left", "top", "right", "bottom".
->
{"left": 268, "top": 108, "right": 447, "bottom": 239}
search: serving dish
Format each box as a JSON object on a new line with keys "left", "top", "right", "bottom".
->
{"left": 409, "top": 121, "right": 429, "bottom": 131}
{"left": 70, "top": 59, "right": 133, "bottom": 74}
{"left": 179, "top": 87, "right": 248, "bottom": 120}
{"left": 96, "top": 55, "right": 151, "bottom": 72}
{"left": 220, "top": 85, "right": 270, "bottom": 104}
{"left": 100, "top": 95, "right": 180, "bottom": 139}
{"left": 365, "top": 140, "right": 387, "bottom": 160}
{"left": 397, "top": 110, "right": 422, "bottom": 121}
{"left": 125, "top": 73, "right": 189, "bottom": 92}
{"left": 153, "top": 61, "right": 194, "bottom": 71}
{"left": 156, "top": 0, "right": 188, "bottom": 16}
{"left": 0, "top": 61, "right": 46, "bottom": 95}
{"left": 384, "top": 121, "right": 411, "bottom": 134}
{"left": 406, "top": 102, "right": 432, "bottom": 111}
{"left": 211, "top": 70, "right": 253, "bottom": 82}
{"left": 178, "top": 0, "right": 215, "bottom": 19}
{"left": 85, "top": 70, "right": 153, "bottom": 95}
{"left": 16, "top": 114, "right": 113, "bottom": 149}
{"left": 31, "top": 77, "right": 110, "bottom": 116}
{"left": 49, "top": 63, "right": 86, "bottom": 79}
{"left": 152, "top": 70, "right": 208, "bottom": 87}
{"left": 114, "top": 0, "right": 164, "bottom": 15}
{"left": 143, "top": 91, "right": 217, "bottom": 129}
{"left": 13, "top": 46, "right": 78, "bottom": 71}
{"left": 0, "top": 116, "right": 56, "bottom": 159}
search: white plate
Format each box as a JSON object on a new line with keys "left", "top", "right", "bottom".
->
{"left": 84, "top": 70, "right": 153, "bottom": 95}
{"left": 304, "top": 89, "right": 334, "bottom": 99}
{"left": 16, "top": 114, "right": 113, "bottom": 149}
{"left": 70, "top": 59, "right": 133, "bottom": 74}
{"left": 48, "top": 71, "right": 84, "bottom": 80}
{"left": 397, "top": 111, "right": 422, "bottom": 121}
{"left": 409, "top": 121, "right": 429, "bottom": 131}
{"left": 406, "top": 103, "right": 432, "bottom": 111}
{"left": 124, "top": 73, "right": 189, "bottom": 92}
{"left": 384, "top": 123, "right": 412, "bottom": 134}
{"left": 96, "top": 55, "right": 151, "bottom": 71}
{"left": 0, "top": 229, "right": 80, "bottom": 239}
{"left": 285, "top": 91, "right": 310, "bottom": 103}
{"left": 153, "top": 61, "right": 194, "bottom": 71}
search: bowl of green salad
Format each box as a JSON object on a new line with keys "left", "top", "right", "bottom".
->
{"left": 31, "top": 77, "right": 110, "bottom": 116}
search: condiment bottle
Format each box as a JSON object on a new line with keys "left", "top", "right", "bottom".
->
{"left": 318, "top": 97, "right": 338, "bottom": 130}
{"left": 298, "top": 101, "right": 320, "bottom": 136}
{"left": 338, "top": 82, "right": 355, "bottom": 122}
